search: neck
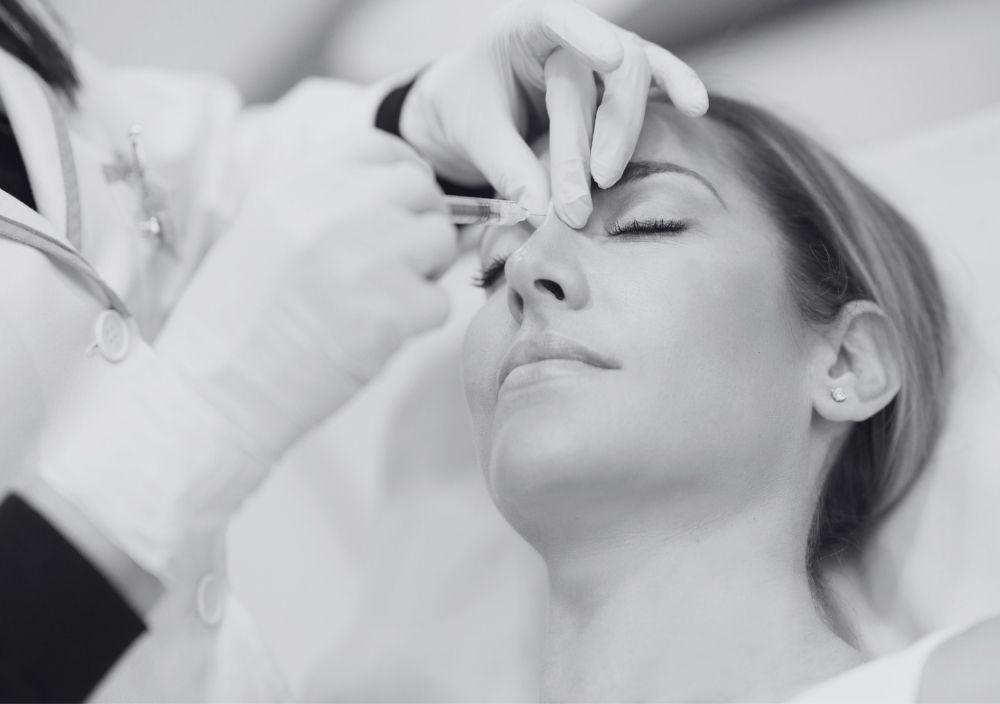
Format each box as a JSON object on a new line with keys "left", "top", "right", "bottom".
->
{"left": 538, "top": 502, "right": 864, "bottom": 702}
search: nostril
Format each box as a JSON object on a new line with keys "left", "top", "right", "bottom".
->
{"left": 535, "top": 279, "right": 565, "bottom": 301}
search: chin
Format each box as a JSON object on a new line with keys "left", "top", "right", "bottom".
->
{"left": 481, "top": 415, "right": 620, "bottom": 547}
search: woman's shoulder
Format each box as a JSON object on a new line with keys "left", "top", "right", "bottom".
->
{"left": 787, "top": 616, "right": 1000, "bottom": 702}
{"left": 918, "top": 613, "right": 1000, "bottom": 702}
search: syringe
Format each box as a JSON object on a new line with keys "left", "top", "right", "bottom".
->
{"left": 446, "top": 195, "right": 540, "bottom": 226}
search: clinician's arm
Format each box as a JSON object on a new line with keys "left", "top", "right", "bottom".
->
{"left": 1, "top": 128, "right": 454, "bottom": 702}
{"left": 31, "top": 126, "right": 456, "bottom": 595}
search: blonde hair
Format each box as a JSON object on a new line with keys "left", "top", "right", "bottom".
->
{"left": 706, "top": 96, "right": 950, "bottom": 572}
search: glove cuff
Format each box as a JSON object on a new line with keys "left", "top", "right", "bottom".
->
{"left": 375, "top": 76, "right": 494, "bottom": 199}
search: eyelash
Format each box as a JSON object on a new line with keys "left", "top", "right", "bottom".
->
{"left": 607, "top": 217, "right": 690, "bottom": 237}
{"left": 472, "top": 218, "right": 690, "bottom": 290}
{"left": 472, "top": 255, "right": 508, "bottom": 290}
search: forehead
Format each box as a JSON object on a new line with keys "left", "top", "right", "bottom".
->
{"left": 631, "top": 98, "right": 745, "bottom": 193}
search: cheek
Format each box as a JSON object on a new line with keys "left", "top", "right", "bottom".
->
{"left": 461, "top": 294, "right": 510, "bottom": 451}
{"left": 622, "top": 246, "right": 809, "bottom": 456}
{"left": 662, "top": 256, "right": 797, "bottom": 372}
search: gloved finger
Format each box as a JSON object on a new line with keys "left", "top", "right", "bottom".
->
{"left": 396, "top": 276, "right": 452, "bottom": 338}
{"left": 364, "top": 160, "right": 448, "bottom": 216}
{"left": 338, "top": 129, "right": 438, "bottom": 173}
{"left": 544, "top": 48, "right": 597, "bottom": 229}
{"left": 456, "top": 224, "right": 486, "bottom": 255}
{"left": 532, "top": 0, "right": 624, "bottom": 73}
{"left": 590, "top": 36, "right": 651, "bottom": 188}
{"left": 462, "top": 119, "right": 551, "bottom": 218}
{"left": 368, "top": 262, "right": 453, "bottom": 338}
{"left": 394, "top": 211, "right": 459, "bottom": 280}
{"left": 643, "top": 42, "right": 708, "bottom": 117}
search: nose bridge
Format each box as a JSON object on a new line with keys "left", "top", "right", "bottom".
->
{"left": 505, "top": 218, "right": 589, "bottom": 322}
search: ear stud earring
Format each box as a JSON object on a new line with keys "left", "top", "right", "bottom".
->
{"left": 831, "top": 387, "right": 848, "bottom": 403}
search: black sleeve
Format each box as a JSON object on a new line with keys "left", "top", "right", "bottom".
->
{"left": 0, "top": 493, "right": 145, "bottom": 703}
{"left": 374, "top": 77, "right": 495, "bottom": 199}
{"left": 0, "top": 112, "right": 37, "bottom": 210}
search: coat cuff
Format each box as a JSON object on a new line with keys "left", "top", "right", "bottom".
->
{"left": 374, "top": 76, "right": 494, "bottom": 199}
{"left": 36, "top": 328, "right": 269, "bottom": 584}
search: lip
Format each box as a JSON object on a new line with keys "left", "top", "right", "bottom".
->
{"left": 497, "top": 332, "right": 621, "bottom": 391}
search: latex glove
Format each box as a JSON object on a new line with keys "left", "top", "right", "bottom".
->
{"left": 156, "top": 129, "right": 457, "bottom": 462}
{"left": 399, "top": 0, "right": 708, "bottom": 228}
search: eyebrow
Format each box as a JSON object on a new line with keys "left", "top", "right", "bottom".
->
{"left": 608, "top": 160, "right": 727, "bottom": 208}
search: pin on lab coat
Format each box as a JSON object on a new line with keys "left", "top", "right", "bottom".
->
{"left": 0, "top": 46, "right": 388, "bottom": 700}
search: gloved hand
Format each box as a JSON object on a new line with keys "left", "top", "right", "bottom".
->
{"left": 399, "top": 0, "right": 708, "bottom": 228}
{"left": 37, "top": 129, "right": 456, "bottom": 582}
{"left": 157, "top": 129, "right": 457, "bottom": 461}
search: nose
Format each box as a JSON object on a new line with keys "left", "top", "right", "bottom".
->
{"left": 505, "top": 218, "right": 590, "bottom": 324}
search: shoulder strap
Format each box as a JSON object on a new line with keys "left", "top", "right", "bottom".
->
{"left": 0, "top": 211, "right": 129, "bottom": 315}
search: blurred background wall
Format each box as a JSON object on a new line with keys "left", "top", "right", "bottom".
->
{"left": 54, "top": 0, "right": 1000, "bottom": 151}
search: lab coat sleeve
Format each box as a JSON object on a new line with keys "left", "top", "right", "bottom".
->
{"left": 76, "top": 51, "right": 409, "bottom": 320}
{"left": 0, "top": 494, "right": 144, "bottom": 702}
{"left": 36, "top": 325, "right": 274, "bottom": 585}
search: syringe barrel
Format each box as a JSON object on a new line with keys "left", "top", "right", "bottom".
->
{"left": 445, "top": 196, "right": 527, "bottom": 226}
{"left": 448, "top": 198, "right": 495, "bottom": 224}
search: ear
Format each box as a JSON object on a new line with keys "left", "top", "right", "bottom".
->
{"left": 810, "top": 301, "right": 902, "bottom": 422}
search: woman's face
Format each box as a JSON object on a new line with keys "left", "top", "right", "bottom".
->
{"left": 462, "top": 101, "right": 820, "bottom": 548}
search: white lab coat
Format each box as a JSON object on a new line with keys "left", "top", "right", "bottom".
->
{"left": 0, "top": 46, "right": 389, "bottom": 700}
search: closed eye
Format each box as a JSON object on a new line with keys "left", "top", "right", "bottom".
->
{"left": 608, "top": 217, "right": 690, "bottom": 238}
{"left": 472, "top": 255, "right": 509, "bottom": 290}
{"left": 473, "top": 218, "right": 688, "bottom": 289}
